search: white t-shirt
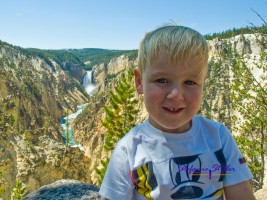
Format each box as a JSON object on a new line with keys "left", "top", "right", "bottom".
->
{"left": 99, "top": 116, "right": 253, "bottom": 200}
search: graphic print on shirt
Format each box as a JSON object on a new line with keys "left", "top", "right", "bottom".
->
{"left": 131, "top": 149, "right": 227, "bottom": 199}
{"left": 131, "top": 161, "right": 158, "bottom": 200}
{"left": 169, "top": 149, "right": 227, "bottom": 199}
{"left": 169, "top": 154, "right": 204, "bottom": 199}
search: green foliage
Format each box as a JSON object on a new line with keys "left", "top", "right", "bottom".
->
{"left": 23, "top": 79, "right": 42, "bottom": 102}
{"left": 204, "top": 25, "right": 267, "bottom": 40}
{"left": 0, "top": 100, "right": 15, "bottom": 134}
{"left": 1, "top": 40, "right": 138, "bottom": 71}
{"left": 66, "top": 48, "right": 138, "bottom": 70}
{"left": 0, "top": 171, "right": 5, "bottom": 197}
{"left": 102, "top": 70, "right": 139, "bottom": 151}
{"left": 1, "top": 38, "right": 138, "bottom": 72}
{"left": 199, "top": 57, "right": 233, "bottom": 131}
{"left": 235, "top": 127, "right": 265, "bottom": 190}
{"left": 199, "top": 34, "right": 266, "bottom": 191}
{"left": 0, "top": 113, "right": 15, "bottom": 133}
{"left": 0, "top": 40, "right": 25, "bottom": 53}
{"left": 95, "top": 158, "right": 110, "bottom": 185}
{"left": 25, "top": 48, "right": 85, "bottom": 70}
{"left": 230, "top": 53, "right": 266, "bottom": 190}
{"left": 11, "top": 179, "right": 27, "bottom": 200}
{"left": 96, "top": 68, "right": 139, "bottom": 184}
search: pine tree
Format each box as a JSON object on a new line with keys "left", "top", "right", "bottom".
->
{"left": 96, "top": 69, "right": 139, "bottom": 184}
{"left": 230, "top": 52, "right": 267, "bottom": 190}
{"left": 199, "top": 56, "right": 233, "bottom": 131}
{"left": 0, "top": 99, "right": 15, "bottom": 198}
{"left": 0, "top": 171, "right": 5, "bottom": 198}
{"left": 95, "top": 157, "right": 110, "bottom": 185}
{"left": 11, "top": 179, "right": 26, "bottom": 200}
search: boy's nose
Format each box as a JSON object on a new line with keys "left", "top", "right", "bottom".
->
{"left": 167, "top": 86, "right": 184, "bottom": 100}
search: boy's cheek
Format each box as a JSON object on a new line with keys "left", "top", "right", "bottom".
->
{"left": 185, "top": 90, "right": 203, "bottom": 103}
{"left": 144, "top": 85, "right": 165, "bottom": 97}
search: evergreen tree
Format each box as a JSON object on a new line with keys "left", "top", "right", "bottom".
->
{"left": 96, "top": 69, "right": 139, "bottom": 184}
{"left": 0, "top": 171, "right": 5, "bottom": 198}
{"left": 230, "top": 52, "right": 267, "bottom": 190}
{"left": 11, "top": 179, "right": 26, "bottom": 200}
{"left": 199, "top": 56, "right": 233, "bottom": 131}
{"left": 95, "top": 157, "right": 110, "bottom": 185}
{"left": 200, "top": 38, "right": 266, "bottom": 191}
{"left": 0, "top": 99, "right": 15, "bottom": 198}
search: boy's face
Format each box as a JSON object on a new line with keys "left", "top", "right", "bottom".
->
{"left": 134, "top": 53, "right": 206, "bottom": 133}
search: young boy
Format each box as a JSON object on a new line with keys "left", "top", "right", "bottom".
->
{"left": 99, "top": 25, "right": 255, "bottom": 200}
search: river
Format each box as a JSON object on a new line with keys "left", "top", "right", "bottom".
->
{"left": 60, "top": 70, "right": 96, "bottom": 150}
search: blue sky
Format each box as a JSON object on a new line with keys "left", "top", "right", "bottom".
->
{"left": 0, "top": 0, "right": 266, "bottom": 50}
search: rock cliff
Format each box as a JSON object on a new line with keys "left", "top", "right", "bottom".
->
{"left": 203, "top": 33, "right": 266, "bottom": 130}
{"left": 0, "top": 42, "right": 92, "bottom": 198}
{"left": 73, "top": 54, "right": 147, "bottom": 184}
{"left": 1, "top": 31, "right": 266, "bottom": 198}
{"left": 92, "top": 54, "right": 137, "bottom": 93}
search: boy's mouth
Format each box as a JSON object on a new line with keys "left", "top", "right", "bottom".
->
{"left": 163, "top": 106, "right": 183, "bottom": 113}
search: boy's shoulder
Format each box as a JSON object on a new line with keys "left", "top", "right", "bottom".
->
{"left": 116, "top": 121, "right": 147, "bottom": 145}
{"left": 195, "top": 115, "right": 232, "bottom": 139}
{"left": 115, "top": 116, "right": 232, "bottom": 151}
{"left": 118, "top": 116, "right": 230, "bottom": 139}
{"left": 195, "top": 115, "right": 227, "bottom": 128}
{"left": 195, "top": 115, "right": 223, "bottom": 126}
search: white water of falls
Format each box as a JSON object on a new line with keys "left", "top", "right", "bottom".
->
{"left": 83, "top": 70, "right": 96, "bottom": 95}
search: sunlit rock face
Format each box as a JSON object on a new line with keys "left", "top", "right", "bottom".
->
{"left": 208, "top": 33, "right": 265, "bottom": 60}
{"left": 0, "top": 43, "right": 90, "bottom": 198}
{"left": 92, "top": 55, "right": 137, "bottom": 93}
{"left": 1, "top": 32, "right": 266, "bottom": 198}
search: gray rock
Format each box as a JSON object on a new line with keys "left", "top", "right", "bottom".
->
{"left": 22, "top": 179, "right": 104, "bottom": 200}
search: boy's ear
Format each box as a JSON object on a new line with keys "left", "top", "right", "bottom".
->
{"left": 134, "top": 68, "right": 143, "bottom": 94}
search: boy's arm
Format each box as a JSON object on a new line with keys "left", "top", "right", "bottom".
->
{"left": 224, "top": 181, "right": 255, "bottom": 200}
{"left": 99, "top": 143, "right": 134, "bottom": 199}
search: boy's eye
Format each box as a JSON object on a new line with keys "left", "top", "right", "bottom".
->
{"left": 185, "top": 80, "right": 195, "bottom": 85}
{"left": 156, "top": 78, "right": 168, "bottom": 83}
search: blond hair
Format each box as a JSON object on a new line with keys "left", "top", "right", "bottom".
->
{"left": 137, "top": 25, "right": 209, "bottom": 75}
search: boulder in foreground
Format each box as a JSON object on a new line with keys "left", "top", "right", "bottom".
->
{"left": 22, "top": 179, "right": 104, "bottom": 200}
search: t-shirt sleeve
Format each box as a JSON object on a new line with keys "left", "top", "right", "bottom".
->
{"left": 99, "top": 144, "right": 134, "bottom": 200}
{"left": 220, "top": 125, "right": 253, "bottom": 187}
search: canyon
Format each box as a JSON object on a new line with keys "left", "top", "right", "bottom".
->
{"left": 0, "top": 30, "right": 266, "bottom": 199}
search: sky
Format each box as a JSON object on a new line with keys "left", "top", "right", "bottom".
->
{"left": 0, "top": 0, "right": 266, "bottom": 50}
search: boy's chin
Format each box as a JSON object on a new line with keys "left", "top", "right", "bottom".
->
{"left": 150, "top": 119, "right": 192, "bottom": 133}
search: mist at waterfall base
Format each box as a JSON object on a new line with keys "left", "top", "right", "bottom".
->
{"left": 60, "top": 71, "right": 96, "bottom": 150}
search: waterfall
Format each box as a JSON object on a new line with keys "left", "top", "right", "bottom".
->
{"left": 83, "top": 71, "right": 96, "bottom": 95}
